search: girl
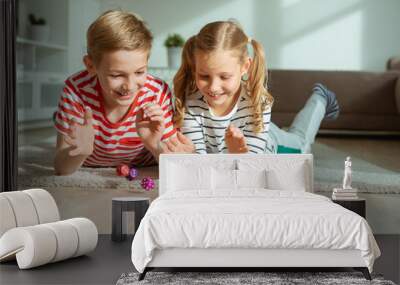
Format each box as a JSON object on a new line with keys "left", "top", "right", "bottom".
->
{"left": 171, "top": 21, "right": 339, "bottom": 154}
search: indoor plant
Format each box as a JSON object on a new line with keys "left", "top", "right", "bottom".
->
{"left": 164, "top": 33, "right": 184, "bottom": 68}
{"left": 28, "top": 13, "right": 50, "bottom": 42}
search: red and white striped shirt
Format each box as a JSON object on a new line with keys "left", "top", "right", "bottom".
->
{"left": 54, "top": 70, "right": 176, "bottom": 167}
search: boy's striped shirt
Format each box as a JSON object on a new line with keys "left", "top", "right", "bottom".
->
{"left": 54, "top": 70, "right": 176, "bottom": 167}
{"left": 181, "top": 86, "right": 275, "bottom": 154}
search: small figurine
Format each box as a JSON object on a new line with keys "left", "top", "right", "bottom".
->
{"left": 141, "top": 177, "right": 155, "bottom": 191}
{"left": 342, "top": 156, "right": 352, "bottom": 190}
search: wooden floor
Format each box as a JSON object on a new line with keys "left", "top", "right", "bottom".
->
{"left": 0, "top": 235, "right": 398, "bottom": 285}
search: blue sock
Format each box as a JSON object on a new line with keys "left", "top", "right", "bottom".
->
{"left": 313, "top": 83, "right": 340, "bottom": 120}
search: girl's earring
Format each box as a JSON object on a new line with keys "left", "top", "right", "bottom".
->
{"left": 241, "top": 73, "right": 249, "bottom": 81}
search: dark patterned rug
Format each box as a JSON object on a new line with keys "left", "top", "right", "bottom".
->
{"left": 116, "top": 271, "right": 396, "bottom": 285}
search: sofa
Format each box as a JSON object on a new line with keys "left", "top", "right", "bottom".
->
{"left": 268, "top": 69, "right": 400, "bottom": 133}
{"left": 0, "top": 189, "right": 98, "bottom": 269}
{"left": 387, "top": 56, "right": 400, "bottom": 71}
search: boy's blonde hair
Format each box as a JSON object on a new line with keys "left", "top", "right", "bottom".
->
{"left": 173, "top": 21, "right": 273, "bottom": 133}
{"left": 87, "top": 10, "right": 153, "bottom": 64}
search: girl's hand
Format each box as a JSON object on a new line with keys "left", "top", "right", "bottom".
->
{"left": 160, "top": 132, "right": 196, "bottom": 153}
{"left": 225, "top": 124, "right": 249, "bottom": 153}
{"left": 64, "top": 107, "right": 95, "bottom": 156}
{"left": 136, "top": 102, "right": 165, "bottom": 150}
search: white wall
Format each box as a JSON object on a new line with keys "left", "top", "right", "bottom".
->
{"left": 68, "top": 0, "right": 101, "bottom": 73}
{"left": 254, "top": 0, "right": 400, "bottom": 71}
{"left": 99, "top": 0, "right": 256, "bottom": 68}
{"left": 86, "top": 0, "right": 400, "bottom": 71}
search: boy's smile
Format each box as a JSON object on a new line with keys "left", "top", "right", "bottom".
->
{"left": 84, "top": 49, "right": 149, "bottom": 111}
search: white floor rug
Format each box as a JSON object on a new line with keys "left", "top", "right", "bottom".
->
{"left": 18, "top": 138, "right": 400, "bottom": 194}
{"left": 312, "top": 143, "right": 400, "bottom": 194}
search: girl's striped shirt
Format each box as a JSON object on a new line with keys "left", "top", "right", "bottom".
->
{"left": 54, "top": 70, "right": 176, "bottom": 167}
{"left": 181, "top": 86, "right": 275, "bottom": 154}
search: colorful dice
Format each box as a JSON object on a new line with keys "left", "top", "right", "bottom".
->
{"left": 141, "top": 177, "right": 155, "bottom": 191}
{"left": 116, "top": 164, "right": 130, "bottom": 177}
{"left": 127, "top": 168, "right": 139, "bottom": 180}
{"left": 116, "top": 164, "right": 155, "bottom": 191}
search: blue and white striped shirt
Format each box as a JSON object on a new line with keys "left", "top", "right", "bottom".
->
{"left": 181, "top": 86, "right": 275, "bottom": 154}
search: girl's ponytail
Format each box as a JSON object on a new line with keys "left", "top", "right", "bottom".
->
{"left": 246, "top": 39, "right": 274, "bottom": 133}
{"left": 173, "top": 36, "right": 197, "bottom": 128}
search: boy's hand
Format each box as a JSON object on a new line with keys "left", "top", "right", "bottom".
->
{"left": 136, "top": 102, "right": 165, "bottom": 151}
{"left": 225, "top": 124, "right": 249, "bottom": 153}
{"left": 64, "top": 107, "right": 95, "bottom": 156}
{"left": 160, "top": 132, "right": 196, "bottom": 153}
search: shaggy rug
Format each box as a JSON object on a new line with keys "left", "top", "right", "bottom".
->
{"left": 18, "top": 137, "right": 400, "bottom": 194}
{"left": 311, "top": 143, "right": 400, "bottom": 194}
{"left": 116, "top": 271, "right": 395, "bottom": 285}
{"left": 18, "top": 138, "right": 157, "bottom": 192}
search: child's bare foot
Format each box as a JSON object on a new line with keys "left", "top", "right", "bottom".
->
{"left": 225, "top": 124, "right": 249, "bottom": 153}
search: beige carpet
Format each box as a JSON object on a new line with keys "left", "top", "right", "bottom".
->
{"left": 18, "top": 149, "right": 157, "bottom": 192}
{"left": 18, "top": 136, "right": 400, "bottom": 194}
{"left": 312, "top": 141, "right": 400, "bottom": 193}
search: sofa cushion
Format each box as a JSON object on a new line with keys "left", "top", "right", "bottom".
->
{"left": 269, "top": 69, "right": 400, "bottom": 132}
{"left": 395, "top": 76, "right": 400, "bottom": 114}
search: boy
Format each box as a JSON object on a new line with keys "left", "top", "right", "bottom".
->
{"left": 54, "top": 10, "right": 192, "bottom": 175}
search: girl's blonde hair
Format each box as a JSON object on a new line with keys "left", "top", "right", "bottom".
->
{"left": 173, "top": 21, "right": 273, "bottom": 133}
{"left": 87, "top": 10, "right": 153, "bottom": 64}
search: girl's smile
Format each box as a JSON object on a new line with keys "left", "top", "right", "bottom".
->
{"left": 207, "top": 92, "right": 225, "bottom": 100}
